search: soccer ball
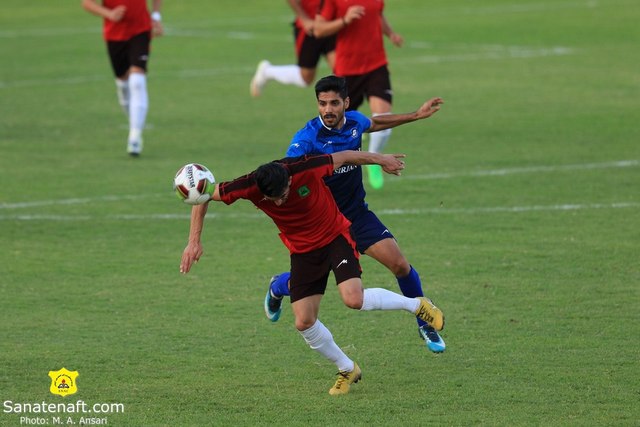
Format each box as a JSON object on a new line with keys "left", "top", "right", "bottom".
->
{"left": 173, "top": 163, "right": 215, "bottom": 205}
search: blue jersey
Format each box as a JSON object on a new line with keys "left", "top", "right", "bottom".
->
{"left": 286, "top": 110, "right": 372, "bottom": 221}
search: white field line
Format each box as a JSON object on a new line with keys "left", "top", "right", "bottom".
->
{"left": 0, "top": 159, "right": 637, "bottom": 211}
{"left": 0, "top": 194, "right": 163, "bottom": 210}
{"left": 404, "top": 160, "right": 639, "bottom": 181}
{"left": 0, "top": 0, "right": 615, "bottom": 41}
{"left": 1, "top": 44, "right": 574, "bottom": 89}
{"left": 1, "top": 201, "right": 638, "bottom": 222}
{"left": 459, "top": 0, "right": 600, "bottom": 15}
{"left": 399, "top": 46, "right": 574, "bottom": 65}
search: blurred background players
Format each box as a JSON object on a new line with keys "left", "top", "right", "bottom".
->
{"left": 250, "top": 0, "right": 336, "bottom": 97}
{"left": 82, "top": 0, "right": 164, "bottom": 156}
{"left": 314, "top": 0, "right": 403, "bottom": 189}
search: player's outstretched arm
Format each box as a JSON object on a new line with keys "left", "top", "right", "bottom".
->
{"left": 332, "top": 151, "right": 406, "bottom": 176}
{"left": 151, "top": 0, "right": 164, "bottom": 37}
{"left": 381, "top": 14, "right": 403, "bottom": 47}
{"left": 368, "top": 97, "right": 444, "bottom": 132}
{"left": 180, "top": 185, "right": 221, "bottom": 274}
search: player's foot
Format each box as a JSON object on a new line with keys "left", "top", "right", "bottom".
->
{"left": 419, "top": 324, "right": 446, "bottom": 353}
{"left": 366, "top": 165, "right": 384, "bottom": 189}
{"left": 127, "top": 138, "right": 143, "bottom": 157}
{"left": 264, "top": 276, "right": 283, "bottom": 322}
{"left": 250, "top": 60, "right": 270, "bottom": 97}
{"left": 329, "top": 362, "right": 361, "bottom": 395}
{"left": 415, "top": 297, "right": 444, "bottom": 331}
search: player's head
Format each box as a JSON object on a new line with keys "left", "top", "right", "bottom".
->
{"left": 314, "top": 75, "right": 350, "bottom": 128}
{"left": 315, "top": 75, "right": 348, "bottom": 99}
{"left": 255, "top": 162, "right": 292, "bottom": 205}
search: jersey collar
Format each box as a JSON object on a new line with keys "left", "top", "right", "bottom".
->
{"left": 319, "top": 115, "right": 346, "bottom": 131}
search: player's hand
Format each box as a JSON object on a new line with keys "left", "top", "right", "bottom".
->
{"left": 108, "top": 5, "right": 126, "bottom": 22}
{"left": 152, "top": 20, "right": 164, "bottom": 37}
{"left": 302, "top": 18, "right": 314, "bottom": 35}
{"left": 416, "top": 97, "right": 444, "bottom": 119}
{"left": 380, "top": 153, "right": 406, "bottom": 176}
{"left": 344, "top": 6, "right": 365, "bottom": 25}
{"left": 180, "top": 241, "right": 203, "bottom": 274}
{"left": 389, "top": 32, "right": 404, "bottom": 47}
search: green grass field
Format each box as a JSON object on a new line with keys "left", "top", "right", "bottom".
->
{"left": 1, "top": 0, "right": 639, "bottom": 425}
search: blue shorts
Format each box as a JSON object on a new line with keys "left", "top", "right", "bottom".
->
{"left": 349, "top": 210, "right": 395, "bottom": 254}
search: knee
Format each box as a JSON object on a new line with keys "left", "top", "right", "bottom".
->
{"left": 300, "top": 70, "right": 315, "bottom": 86}
{"left": 295, "top": 317, "right": 316, "bottom": 331}
{"left": 387, "top": 259, "right": 411, "bottom": 277}
{"left": 342, "top": 294, "right": 364, "bottom": 310}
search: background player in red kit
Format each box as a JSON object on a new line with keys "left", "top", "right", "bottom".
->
{"left": 179, "top": 151, "right": 445, "bottom": 395}
{"left": 82, "top": 0, "right": 163, "bottom": 156}
{"left": 250, "top": 0, "right": 336, "bottom": 97}
{"left": 314, "top": 0, "right": 403, "bottom": 189}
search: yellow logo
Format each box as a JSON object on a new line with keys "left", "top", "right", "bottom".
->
{"left": 48, "top": 368, "right": 79, "bottom": 397}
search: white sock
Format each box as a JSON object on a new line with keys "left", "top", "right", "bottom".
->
{"left": 128, "top": 73, "right": 148, "bottom": 142}
{"left": 368, "top": 128, "right": 391, "bottom": 153}
{"left": 300, "top": 320, "right": 354, "bottom": 372}
{"left": 264, "top": 64, "right": 307, "bottom": 87}
{"left": 368, "top": 113, "right": 392, "bottom": 153}
{"left": 115, "top": 79, "right": 129, "bottom": 116}
{"left": 360, "top": 288, "right": 420, "bottom": 313}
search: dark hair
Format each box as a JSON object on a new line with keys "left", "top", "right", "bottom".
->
{"left": 255, "top": 162, "right": 290, "bottom": 198}
{"left": 314, "top": 75, "right": 348, "bottom": 100}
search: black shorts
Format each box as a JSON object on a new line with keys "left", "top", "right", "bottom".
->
{"left": 107, "top": 31, "right": 151, "bottom": 78}
{"left": 293, "top": 24, "right": 336, "bottom": 69}
{"left": 344, "top": 65, "right": 393, "bottom": 111}
{"left": 289, "top": 231, "right": 362, "bottom": 303}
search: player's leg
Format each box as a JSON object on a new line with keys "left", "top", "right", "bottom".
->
{"left": 366, "top": 239, "right": 446, "bottom": 352}
{"left": 353, "top": 212, "right": 446, "bottom": 352}
{"left": 330, "top": 233, "right": 443, "bottom": 328}
{"left": 323, "top": 36, "right": 336, "bottom": 71}
{"left": 364, "top": 66, "right": 394, "bottom": 189}
{"left": 336, "top": 277, "right": 444, "bottom": 330}
{"left": 264, "top": 272, "right": 290, "bottom": 321}
{"left": 250, "top": 27, "right": 321, "bottom": 96}
{"left": 126, "top": 67, "right": 147, "bottom": 156}
{"left": 107, "top": 40, "right": 131, "bottom": 118}
{"left": 289, "top": 251, "right": 359, "bottom": 395}
{"left": 293, "top": 298, "right": 360, "bottom": 396}
{"left": 125, "top": 32, "right": 151, "bottom": 156}
{"left": 115, "top": 77, "right": 130, "bottom": 116}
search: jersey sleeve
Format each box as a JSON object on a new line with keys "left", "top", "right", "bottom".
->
{"left": 355, "top": 111, "right": 372, "bottom": 133}
{"left": 217, "top": 174, "right": 257, "bottom": 205}
{"left": 286, "top": 129, "right": 314, "bottom": 157}
{"left": 318, "top": 0, "right": 337, "bottom": 20}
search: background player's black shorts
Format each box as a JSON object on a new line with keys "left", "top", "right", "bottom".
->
{"left": 107, "top": 31, "right": 151, "bottom": 78}
{"left": 344, "top": 65, "right": 393, "bottom": 111}
{"left": 293, "top": 25, "right": 336, "bottom": 69}
{"left": 289, "top": 231, "right": 362, "bottom": 303}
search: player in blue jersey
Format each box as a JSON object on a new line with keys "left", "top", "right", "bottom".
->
{"left": 264, "top": 75, "right": 447, "bottom": 352}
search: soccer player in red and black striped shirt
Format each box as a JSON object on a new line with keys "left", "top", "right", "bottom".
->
{"left": 179, "top": 151, "right": 445, "bottom": 395}
{"left": 82, "top": 0, "right": 163, "bottom": 156}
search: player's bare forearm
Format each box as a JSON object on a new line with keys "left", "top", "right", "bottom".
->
{"left": 180, "top": 203, "right": 207, "bottom": 274}
{"left": 332, "top": 151, "right": 406, "bottom": 175}
{"left": 82, "top": 0, "right": 125, "bottom": 21}
{"left": 187, "top": 203, "right": 207, "bottom": 243}
{"left": 314, "top": 5, "right": 364, "bottom": 38}
{"left": 368, "top": 97, "right": 444, "bottom": 132}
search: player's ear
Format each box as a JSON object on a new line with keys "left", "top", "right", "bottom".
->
{"left": 344, "top": 96, "right": 350, "bottom": 109}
